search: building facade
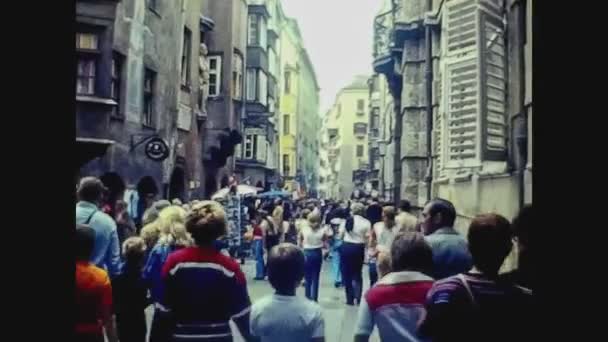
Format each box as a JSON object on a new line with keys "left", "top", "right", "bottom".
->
{"left": 76, "top": 0, "right": 208, "bottom": 216}
{"left": 235, "top": 0, "right": 281, "bottom": 190}
{"left": 278, "top": 17, "right": 320, "bottom": 196}
{"left": 325, "top": 76, "right": 370, "bottom": 200}
{"left": 200, "top": 0, "right": 248, "bottom": 198}
{"left": 372, "top": 0, "right": 533, "bottom": 244}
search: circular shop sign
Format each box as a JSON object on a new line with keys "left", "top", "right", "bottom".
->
{"left": 145, "top": 137, "right": 170, "bottom": 161}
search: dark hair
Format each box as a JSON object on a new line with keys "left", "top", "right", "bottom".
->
{"left": 267, "top": 243, "right": 305, "bottom": 291}
{"left": 186, "top": 201, "right": 227, "bottom": 246}
{"left": 390, "top": 232, "right": 433, "bottom": 274}
{"left": 77, "top": 177, "right": 105, "bottom": 203}
{"left": 512, "top": 205, "right": 531, "bottom": 247}
{"left": 467, "top": 214, "right": 512, "bottom": 275}
{"left": 428, "top": 198, "right": 457, "bottom": 228}
{"left": 345, "top": 215, "right": 355, "bottom": 232}
{"left": 76, "top": 224, "right": 96, "bottom": 261}
{"left": 398, "top": 199, "right": 412, "bottom": 212}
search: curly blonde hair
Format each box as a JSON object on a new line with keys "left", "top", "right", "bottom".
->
{"left": 140, "top": 221, "right": 161, "bottom": 250}
{"left": 157, "top": 206, "right": 193, "bottom": 247}
{"left": 186, "top": 201, "right": 227, "bottom": 245}
{"left": 122, "top": 236, "right": 147, "bottom": 260}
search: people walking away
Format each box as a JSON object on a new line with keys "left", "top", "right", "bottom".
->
{"left": 365, "top": 197, "right": 383, "bottom": 227}
{"left": 143, "top": 206, "right": 192, "bottom": 342}
{"left": 354, "top": 232, "right": 434, "bottom": 342}
{"left": 283, "top": 209, "right": 298, "bottom": 245}
{"left": 161, "top": 201, "right": 253, "bottom": 342}
{"left": 328, "top": 208, "right": 346, "bottom": 288}
{"left": 113, "top": 237, "right": 149, "bottom": 342}
{"left": 76, "top": 177, "right": 121, "bottom": 278}
{"left": 115, "top": 200, "right": 136, "bottom": 251}
{"left": 419, "top": 214, "right": 533, "bottom": 342}
{"left": 298, "top": 210, "right": 330, "bottom": 302}
{"left": 421, "top": 198, "right": 472, "bottom": 280}
{"left": 252, "top": 212, "right": 266, "bottom": 280}
{"left": 75, "top": 224, "right": 119, "bottom": 342}
{"left": 261, "top": 209, "right": 281, "bottom": 254}
{"left": 142, "top": 200, "right": 171, "bottom": 227}
{"left": 501, "top": 205, "right": 533, "bottom": 290}
{"left": 338, "top": 202, "right": 371, "bottom": 306}
{"left": 396, "top": 199, "right": 418, "bottom": 232}
{"left": 368, "top": 206, "right": 398, "bottom": 287}
{"left": 250, "top": 243, "right": 325, "bottom": 342}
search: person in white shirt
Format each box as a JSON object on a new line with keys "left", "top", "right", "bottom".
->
{"left": 250, "top": 243, "right": 325, "bottom": 342}
{"left": 298, "top": 209, "right": 331, "bottom": 302}
{"left": 338, "top": 202, "right": 371, "bottom": 305}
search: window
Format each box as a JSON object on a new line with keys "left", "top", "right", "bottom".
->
{"left": 354, "top": 123, "right": 367, "bottom": 136}
{"left": 257, "top": 135, "right": 267, "bottom": 162}
{"left": 443, "top": 0, "right": 507, "bottom": 165}
{"left": 337, "top": 104, "right": 341, "bottom": 117}
{"left": 259, "top": 71, "right": 267, "bottom": 106}
{"left": 76, "top": 32, "right": 99, "bottom": 95}
{"left": 357, "top": 99, "right": 365, "bottom": 114}
{"left": 284, "top": 70, "right": 291, "bottom": 94}
{"left": 246, "top": 68, "right": 256, "bottom": 101}
{"left": 283, "top": 154, "right": 291, "bottom": 174}
{"left": 283, "top": 115, "right": 290, "bottom": 135}
{"left": 248, "top": 15, "right": 258, "bottom": 46}
{"left": 356, "top": 145, "right": 364, "bottom": 157}
{"left": 181, "top": 28, "right": 192, "bottom": 87}
{"left": 143, "top": 68, "right": 155, "bottom": 127}
{"left": 232, "top": 52, "right": 243, "bottom": 99}
{"left": 208, "top": 56, "right": 221, "bottom": 97}
{"left": 111, "top": 53, "right": 124, "bottom": 117}
{"left": 244, "top": 134, "right": 257, "bottom": 159}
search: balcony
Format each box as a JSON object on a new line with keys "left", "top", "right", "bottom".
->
{"left": 373, "top": 7, "right": 401, "bottom": 75}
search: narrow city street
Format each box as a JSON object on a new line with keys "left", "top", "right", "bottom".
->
{"left": 142, "top": 257, "right": 380, "bottom": 342}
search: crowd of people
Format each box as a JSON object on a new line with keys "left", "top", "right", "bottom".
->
{"left": 75, "top": 175, "right": 533, "bottom": 342}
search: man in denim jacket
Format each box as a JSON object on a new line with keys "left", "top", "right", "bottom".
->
{"left": 421, "top": 198, "right": 472, "bottom": 280}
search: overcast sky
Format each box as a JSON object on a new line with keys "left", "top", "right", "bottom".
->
{"left": 281, "top": 0, "right": 380, "bottom": 115}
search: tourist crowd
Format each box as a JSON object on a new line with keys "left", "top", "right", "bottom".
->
{"left": 75, "top": 176, "right": 533, "bottom": 342}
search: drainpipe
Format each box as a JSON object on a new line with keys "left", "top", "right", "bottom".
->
{"left": 424, "top": 0, "right": 434, "bottom": 202}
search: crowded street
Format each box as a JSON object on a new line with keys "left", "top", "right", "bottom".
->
{"left": 77, "top": 0, "right": 533, "bottom": 341}
{"left": 142, "top": 261, "right": 380, "bottom": 342}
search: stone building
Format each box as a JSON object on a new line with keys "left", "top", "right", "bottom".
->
{"left": 325, "top": 76, "right": 370, "bottom": 200}
{"left": 278, "top": 17, "right": 321, "bottom": 196}
{"left": 234, "top": 0, "right": 281, "bottom": 190}
{"left": 372, "top": 0, "right": 533, "bottom": 247}
{"left": 76, "top": 0, "right": 209, "bottom": 219}
{"left": 200, "top": 0, "right": 248, "bottom": 198}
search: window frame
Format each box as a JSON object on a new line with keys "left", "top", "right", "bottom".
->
{"left": 76, "top": 32, "right": 101, "bottom": 96}
{"left": 356, "top": 145, "right": 364, "bottom": 157}
{"left": 246, "top": 68, "right": 257, "bottom": 101}
{"left": 284, "top": 70, "right": 291, "bottom": 94}
{"left": 357, "top": 99, "right": 365, "bottom": 115}
{"left": 143, "top": 68, "right": 156, "bottom": 128}
{"left": 110, "top": 52, "right": 125, "bottom": 118}
{"left": 283, "top": 114, "right": 290, "bottom": 135}
{"left": 232, "top": 52, "right": 243, "bottom": 100}
{"left": 181, "top": 27, "right": 192, "bottom": 89}
{"left": 244, "top": 134, "right": 256, "bottom": 159}
{"left": 283, "top": 154, "right": 290, "bottom": 175}
{"left": 207, "top": 55, "right": 222, "bottom": 97}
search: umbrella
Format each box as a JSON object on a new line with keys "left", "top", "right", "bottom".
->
{"left": 211, "top": 185, "right": 261, "bottom": 200}
{"left": 256, "top": 190, "right": 291, "bottom": 198}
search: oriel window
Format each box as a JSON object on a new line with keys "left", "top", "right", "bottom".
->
{"left": 76, "top": 32, "right": 99, "bottom": 95}
{"left": 143, "top": 68, "right": 156, "bottom": 127}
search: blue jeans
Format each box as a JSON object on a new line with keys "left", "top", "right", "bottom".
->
{"left": 340, "top": 242, "right": 365, "bottom": 305}
{"left": 330, "top": 239, "right": 342, "bottom": 284}
{"left": 253, "top": 239, "right": 265, "bottom": 279}
{"left": 369, "top": 260, "right": 378, "bottom": 287}
{"left": 303, "top": 248, "right": 323, "bottom": 301}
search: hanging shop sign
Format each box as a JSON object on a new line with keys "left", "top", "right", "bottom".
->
{"left": 145, "top": 137, "right": 170, "bottom": 161}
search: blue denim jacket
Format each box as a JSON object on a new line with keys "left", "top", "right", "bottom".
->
{"left": 425, "top": 227, "right": 473, "bottom": 280}
{"left": 143, "top": 243, "right": 181, "bottom": 305}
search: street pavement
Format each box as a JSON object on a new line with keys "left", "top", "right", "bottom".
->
{"left": 143, "top": 256, "right": 380, "bottom": 341}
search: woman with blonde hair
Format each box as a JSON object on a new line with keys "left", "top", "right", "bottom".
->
{"left": 298, "top": 209, "right": 331, "bottom": 301}
{"left": 161, "top": 201, "right": 254, "bottom": 341}
{"left": 143, "top": 205, "right": 192, "bottom": 342}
